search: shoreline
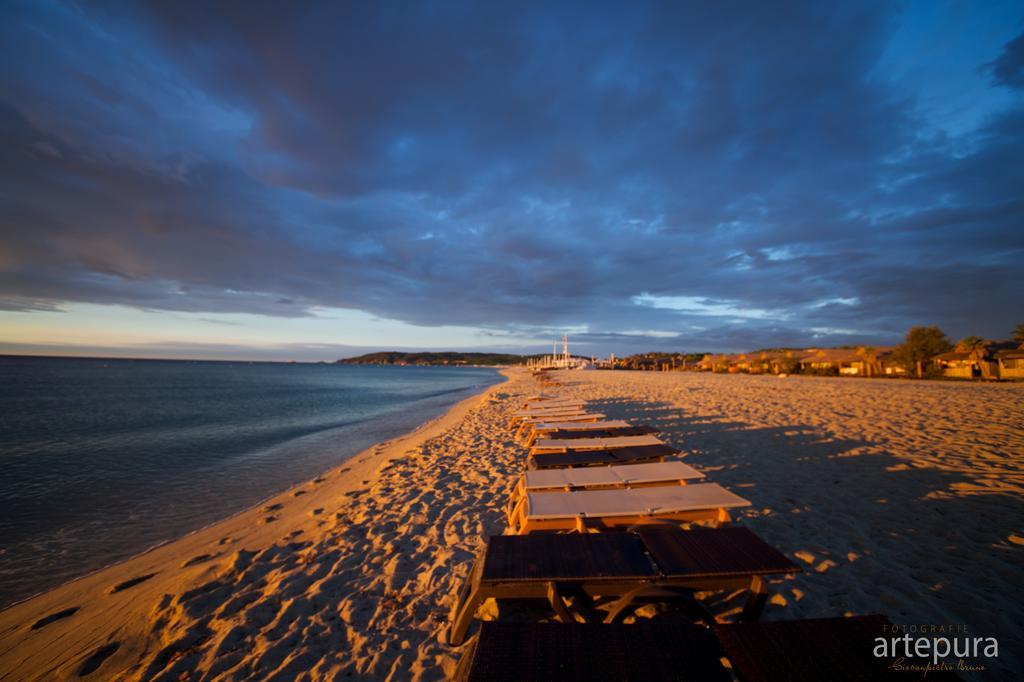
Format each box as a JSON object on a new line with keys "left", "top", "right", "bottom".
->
{"left": 0, "top": 368, "right": 503, "bottom": 612}
{"left": 0, "top": 369, "right": 514, "bottom": 680}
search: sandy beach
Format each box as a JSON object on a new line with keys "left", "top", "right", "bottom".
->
{"left": 1, "top": 368, "right": 1021, "bottom": 679}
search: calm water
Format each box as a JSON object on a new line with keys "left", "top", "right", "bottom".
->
{"left": 0, "top": 356, "right": 501, "bottom": 607}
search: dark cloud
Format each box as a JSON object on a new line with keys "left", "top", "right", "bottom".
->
{"left": 1, "top": 0, "right": 1022, "bottom": 353}
{"left": 988, "top": 30, "right": 1024, "bottom": 89}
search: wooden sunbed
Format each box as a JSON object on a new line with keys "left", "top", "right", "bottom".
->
{"left": 519, "top": 397, "right": 582, "bottom": 409}
{"left": 520, "top": 419, "right": 633, "bottom": 446}
{"left": 514, "top": 413, "right": 607, "bottom": 440}
{"left": 510, "top": 411, "right": 589, "bottom": 428}
{"left": 448, "top": 525, "right": 800, "bottom": 646}
{"left": 534, "top": 425, "right": 658, "bottom": 445}
{"left": 527, "top": 443, "right": 677, "bottom": 470}
{"left": 506, "top": 483, "right": 751, "bottom": 534}
{"left": 518, "top": 412, "right": 606, "bottom": 424}
{"left": 713, "top": 615, "right": 962, "bottom": 681}
{"left": 505, "top": 461, "right": 705, "bottom": 525}
{"left": 530, "top": 434, "right": 665, "bottom": 454}
{"left": 455, "top": 615, "right": 954, "bottom": 681}
{"left": 513, "top": 405, "right": 588, "bottom": 419}
{"left": 454, "top": 620, "right": 729, "bottom": 681}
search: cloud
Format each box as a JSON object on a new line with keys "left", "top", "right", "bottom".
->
{"left": 1, "top": 0, "right": 1022, "bottom": 353}
{"left": 987, "top": 29, "right": 1024, "bottom": 89}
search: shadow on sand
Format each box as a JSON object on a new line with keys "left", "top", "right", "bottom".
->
{"left": 584, "top": 395, "right": 1021, "bottom": 678}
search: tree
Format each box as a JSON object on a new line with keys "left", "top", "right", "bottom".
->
{"left": 955, "top": 336, "right": 985, "bottom": 351}
{"left": 956, "top": 336, "right": 991, "bottom": 379}
{"left": 1013, "top": 323, "right": 1024, "bottom": 345}
{"left": 774, "top": 356, "right": 801, "bottom": 375}
{"left": 894, "top": 326, "right": 953, "bottom": 378}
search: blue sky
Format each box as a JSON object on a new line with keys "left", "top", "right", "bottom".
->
{"left": 1, "top": 0, "right": 1022, "bottom": 360}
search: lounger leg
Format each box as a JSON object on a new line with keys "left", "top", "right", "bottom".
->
{"left": 559, "top": 585, "right": 598, "bottom": 621}
{"left": 507, "top": 496, "right": 525, "bottom": 531}
{"left": 603, "top": 585, "right": 650, "bottom": 623}
{"left": 448, "top": 559, "right": 485, "bottom": 646}
{"left": 603, "top": 586, "right": 715, "bottom": 624}
{"left": 546, "top": 582, "right": 574, "bottom": 623}
{"left": 573, "top": 516, "right": 600, "bottom": 533}
{"left": 739, "top": 575, "right": 767, "bottom": 622}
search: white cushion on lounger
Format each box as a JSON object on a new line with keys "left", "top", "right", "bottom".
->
{"left": 515, "top": 407, "right": 588, "bottom": 417}
{"left": 531, "top": 420, "right": 632, "bottom": 432}
{"left": 532, "top": 435, "right": 664, "bottom": 452}
{"left": 524, "top": 483, "right": 750, "bottom": 520}
{"left": 520, "top": 413, "right": 605, "bottom": 424}
{"left": 523, "top": 461, "right": 704, "bottom": 491}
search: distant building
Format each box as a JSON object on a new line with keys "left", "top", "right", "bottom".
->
{"left": 933, "top": 340, "right": 1021, "bottom": 379}
{"left": 995, "top": 346, "right": 1024, "bottom": 379}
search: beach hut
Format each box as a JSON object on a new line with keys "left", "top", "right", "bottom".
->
{"left": 797, "top": 348, "right": 863, "bottom": 375}
{"left": 995, "top": 345, "right": 1024, "bottom": 379}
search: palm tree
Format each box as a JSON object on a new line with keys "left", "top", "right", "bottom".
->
{"left": 1013, "top": 323, "right": 1024, "bottom": 345}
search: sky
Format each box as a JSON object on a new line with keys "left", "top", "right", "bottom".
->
{"left": 1, "top": 0, "right": 1022, "bottom": 361}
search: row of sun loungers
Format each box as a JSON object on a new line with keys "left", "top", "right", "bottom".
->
{"left": 448, "top": 374, "right": 957, "bottom": 679}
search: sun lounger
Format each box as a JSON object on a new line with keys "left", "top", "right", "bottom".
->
{"left": 522, "top": 393, "right": 565, "bottom": 403}
{"left": 448, "top": 525, "right": 799, "bottom": 645}
{"left": 531, "top": 434, "right": 665, "bottom": 454}
{"left": 506, "top": 461, "right": 705, "bottom": 524}
{"left": 454, "top": 620, "right": 730, "bottom": 681}
{"left": 529, "top": 418, "right": 632, "bottom": 431}
{"left": 534, "top": 425, "right": 658, "bottom": 445}
{"left": 509, "top": 408, "right": 590, "bottom": 427}
{"left": 519, "top": 397, "right": 583, "bottom": 409}
{"left": 520, "top": 419, "right": 633, "bottom": 445}
{"left": 513, "top": 404, "right": 588, "bottom": 416}
{"left": 713, "top": 615, "right": 962, "bottom": 681}
{"left": 527, "top": 443, "right": 677, "bottom": 470}
{"left": 518, "top": 412, "right": 606, "bottom": 424}
{"left": 507, "top": 483, "right": 750, "bottom": 534}
{"left": 514, "top": 413, "right": 607, "bottom": 439}
{"left": 456, "top": 615, "right": 951, "bottom": 681}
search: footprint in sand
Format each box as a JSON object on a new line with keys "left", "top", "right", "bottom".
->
{"left": 310, "top": 508, "right": 324, "bottom": 516}
{"left": 77, "top": 642, "right": 120, "bottom": 676}
{"left": 30, "top": 606, "right": 80, "bottom": 630}
{"left": 109, "top": 573, "right": 157, "bottom": 594}
{"left": 293, "top": 489, "right": 308, "bottom": 497}
{"left": 218, "top": 537, "right": 233, "bottom": 545}
{"left": 181, "top": 554, "right": 213, "bottom": 568}
{"left": 263, "top": 503, "right": 284, "bottom": 512}
{"left": 261, "top": 515, "right": 278, "bottom": 524}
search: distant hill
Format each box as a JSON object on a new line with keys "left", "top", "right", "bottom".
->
{"left": 336, "top": 351, "right": 534, "bottom": 366}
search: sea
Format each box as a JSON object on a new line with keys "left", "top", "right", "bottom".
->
{"left": 0, "top": 356, "right": 502, "bottom": 608}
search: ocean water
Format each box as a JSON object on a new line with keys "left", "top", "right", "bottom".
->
{"left": 0, "top": 356, "right": 501, "bottom": 607}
